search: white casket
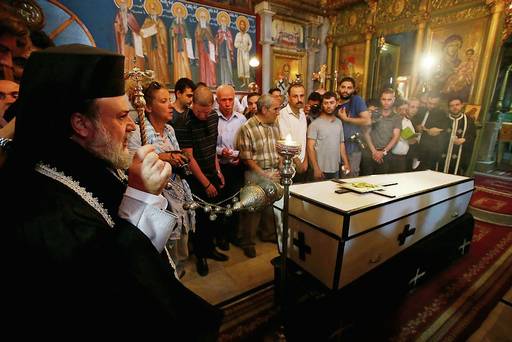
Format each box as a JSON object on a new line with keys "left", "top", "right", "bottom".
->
{"left": 273, "top": 170, "right": 474, "bottom": 290}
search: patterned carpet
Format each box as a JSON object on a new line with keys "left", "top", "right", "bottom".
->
{"left": 217, "top": 220, "right": 512, "bottom": 341}
{"left": 469, "top": 173, "right": 512, "bottom": 226}
{"left": 390, "top": 220, "right": 512, "bottom": 341}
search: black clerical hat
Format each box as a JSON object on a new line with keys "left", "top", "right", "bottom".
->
{"left": 19, "top": 44, "right": 125, "bottom": 100}
{"left": 12, "top": 44, "right": 125, "bottom": 165}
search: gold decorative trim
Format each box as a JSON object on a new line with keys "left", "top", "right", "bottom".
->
{"left": 430, "top": 5, "right": 490, "bottom": 26}
{"left": 375, "top": 0, "right": 420, "bottom": 25}
{"left": 376, "top": 20, "right": 417, "bottom": 35}
{"left": 432, "top": 0, "right": 466, "bottom": 10}
{"left": 335, "top": 33, "right": 365, "bottom": 46}
{"left": 35, "top": 163, "right": 115, "bottom": 228}
{"left": 335, "top": 3, "right": 367, "bottom": 35}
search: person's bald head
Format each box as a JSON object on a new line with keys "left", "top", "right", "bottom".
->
{"left": 193, "top": 85, "right": 214, "bottom": 106}
{"left": 192, "top": 86, "right": 214, "bottom": 121}
{"left": 216, "top": 84, "right": 235, "bottom": 117}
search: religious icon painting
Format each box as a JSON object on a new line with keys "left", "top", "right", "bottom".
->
{"left": 143, "top": 0, "right": 163, "bottom": 16}
{"left": 338, "top": 42, "right": 365, "bottom": 91}
{"left": 427, "top": 16, "right": 487, "bottom": 103}
{"left": 464, "top": 104, "right": 481, "bottom": 122}
{"left": 235, "top": 15, "right": 253, "bottom": 87}
{"left": 109, "top": 1, "right": 256, "bottom": 90}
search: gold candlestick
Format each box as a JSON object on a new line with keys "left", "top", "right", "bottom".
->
{"left": 125, "top": 63, "right": 154, "bottom": 145}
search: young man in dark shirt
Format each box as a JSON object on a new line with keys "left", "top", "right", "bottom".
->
{"left": 170, "top": 77, "right": 195, "bottom": 126}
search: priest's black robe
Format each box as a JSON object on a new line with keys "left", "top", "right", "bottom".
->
{"left": 1, "top": 141, "right": 222, "bottom": 339}
{"left": 412, "top": 107, "right": 451, "bottom": 170}
{"left": 439, "top": 113, "right": 476, "bottom": 175}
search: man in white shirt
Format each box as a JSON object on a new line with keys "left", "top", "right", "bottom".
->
{"left": 278, "top": 83, "right": 308, "bottom": 182}
{"left": 216, "top": 84, "right": 247, "bottom": 249}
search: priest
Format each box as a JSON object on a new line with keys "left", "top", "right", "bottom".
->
{"left": 440, "top": 96, "right": 476, "bottom": 175}
{"left": 0, "top": 44, "right": 222, "bottom": 338}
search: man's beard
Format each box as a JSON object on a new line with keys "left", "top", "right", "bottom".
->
{"left": 87, "top": 121, "right": 133, "bottom": 170}
{"left": 340, "top": 92, "right": 352, "bottom": 100}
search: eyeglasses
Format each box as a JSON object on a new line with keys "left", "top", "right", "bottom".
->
{"left": 0, "top": 91, "right": 19, "bottom": 100}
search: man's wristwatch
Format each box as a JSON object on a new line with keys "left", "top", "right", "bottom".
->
{"left": 382, "top": 149, "right": 388, "bottom": 156}
{"left": 0, "top": 137, "right": 13, "bottom": 152}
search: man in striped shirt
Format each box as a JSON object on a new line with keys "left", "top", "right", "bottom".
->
{"left": 236, "top": 94, "right": 281, "bottom": 258}
{"left": 174, "top": 86, "right": 228, "bottom": 276}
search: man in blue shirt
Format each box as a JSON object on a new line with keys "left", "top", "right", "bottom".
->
{"left": 335, "top": 77, "right": 370, "bottom": 177}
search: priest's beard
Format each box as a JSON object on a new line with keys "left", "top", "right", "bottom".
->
{"left": 87, "top": 121, "right": 133, "bottom": 170}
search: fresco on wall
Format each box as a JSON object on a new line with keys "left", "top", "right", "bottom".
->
{"left": 427, "top": 17, "right": 486, "bottom": 102}
{"left": 271, "top": 18, "right": 305, "bottom": 50}
{"left": 111, "top": 0, "right": 257, "bottom": 89}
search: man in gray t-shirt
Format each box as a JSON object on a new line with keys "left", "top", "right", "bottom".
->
{"left": 307, "top": 91, "right": 351, "bottom": 180}
{"left": 362, "top": 88, "right": 401, "bottom": 175}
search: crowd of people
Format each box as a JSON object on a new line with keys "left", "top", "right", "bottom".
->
{"left": 0, "top": 3, "right": 477, "bottom": 338}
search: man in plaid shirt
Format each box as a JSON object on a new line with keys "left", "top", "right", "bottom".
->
{"left": 236, "top": 94, "right": 281, "bottom": 258}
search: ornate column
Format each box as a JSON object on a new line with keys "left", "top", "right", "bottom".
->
{"left": 363, "top": 0, "right": 378, "bottom": 98}
{"left": 317, "top": 17, "right": 330, "bottom": 73}
{"left": 363, "top": 27, "right": 374, "bottom": 98}
{"left": 255, "top": 1, "right": 275, "bottom": 94}
{"left": 474, "top": 0, "right": 506, "bottom": 105}
{"left": 472, "top": 0, "right": 506, "bottom": 173}
{"left": 306, "top": 22, "right": 320, "bottom": 94}
{"left": 325, "top": 35, "right": 334, "bottom": 90}
{"left": 325, "top": 15, "right": 336, "bottom": 90}
{"left": 410, "top": 9, "right": 430, "bottom": 97}
{"left": 332, "top": 44, "right": 340, "bottom": 91}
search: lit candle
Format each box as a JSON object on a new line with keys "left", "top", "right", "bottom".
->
{"left": 280, "top": 134, "right": 300, "bottom": 147}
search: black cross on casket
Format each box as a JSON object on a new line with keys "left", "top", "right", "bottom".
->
{"left": 293, "top": 231, "right": 311, "bottom": 261}
{"left": 397, "top": 224, "right": 416, "bottom": 246}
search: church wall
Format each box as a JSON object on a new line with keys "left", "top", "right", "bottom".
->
{"left": 36, "top": 0, "right": 258, "bottom": 91}
{"left": 329, "top": 0, "right": 508, "bottom": 174}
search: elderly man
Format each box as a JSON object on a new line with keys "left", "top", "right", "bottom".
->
{"left": 216, "top": 84, "right": 246, "bottom": 250}
{"left": 1, "top": 44, "right": 221, "bottom": 338}
{"left": 236, "top": 94, "right": 281, "bottom": 258}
